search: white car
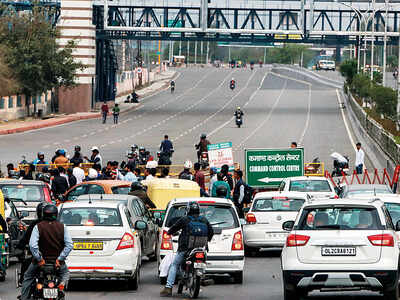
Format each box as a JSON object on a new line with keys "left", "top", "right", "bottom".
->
{"left": 281, "top": 198, "right": 400, "bottom": 300}
{"left": 243, "top": 192, "right": 306, "bottom": 255}
{"left": 58, "top": 201, "right": 146, "bottom": 290}
{"left": 157, "top": 197, "right": 244, "bottom": 284}
{"left": 278, "top": 176, "right": 336, "bottom": 199}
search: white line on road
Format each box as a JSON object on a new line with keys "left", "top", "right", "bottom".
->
{"left": 298, "top": 85, "right": 312, "bottom": 145}
{"left": 336, "top": 89, "right": 357, "bottom": 151}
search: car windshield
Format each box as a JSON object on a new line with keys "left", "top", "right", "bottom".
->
{"left": 385, "top": 202, "right": 400, "bottom": 225}
{"left": 111, "top": 186, "right": 130, "bottom": 194}
{"left": 1, "top": 185, "right": 43, "bottom": 202}
{"left": 297, "top": 206, "right": 383, "bottom": 230}
{"left": 253, "top": 197, "right": 305, "bottom": 212}
{"left": 347, "top": 189, "right": 391, "bottom": 197}
{"left": 59, "top": 207, "right": 122, "bottom": 226}
{"left": 289, "top": 180, "right": 331, "bottom": 192}
{"left": 165, "top": 204, "right": 238, "bottom": 229}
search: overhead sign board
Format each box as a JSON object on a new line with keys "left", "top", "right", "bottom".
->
{"left": 207, "top": 142, "right": 234, "bottom": 171}
{"left": 245, "top": 148, "right": 304, "bottom": 187}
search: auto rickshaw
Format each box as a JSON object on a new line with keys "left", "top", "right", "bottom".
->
{"left": 142, "top": 178, "right": 200, "bottom": 218}
{"left": 0, "top": 190, "right": 8, "bottom": 281}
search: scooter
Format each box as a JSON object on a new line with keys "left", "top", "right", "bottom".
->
{"left": 330, "top": 152, "right": 350, "bottom": 177}
{"left": 235, "top": 116, "right": 242, "bottom": 128}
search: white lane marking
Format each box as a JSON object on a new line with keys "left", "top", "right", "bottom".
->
{"left": 172, "top": 69, "right": 258, "bottom": 142}
{"left": 208, "top": 71, "right": 270, "bottom": 137}
{"left": 234, "top": 79, "right": 288, "bottom": 151}
{"left": 336, "top": 89, "right": 357, "bottom": 151}
{"left": 298, "top": 85, "right": 312, "bottom": 145}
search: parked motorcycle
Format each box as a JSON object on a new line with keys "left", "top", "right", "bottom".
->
{"left": 330, "top": 152, "right": 350, "bottom": 177}
{"left": 235, "top": 117, "right": 242, "bottom": 128}
{"left": 29, "top": 262, "right": 65, "bottom": 300}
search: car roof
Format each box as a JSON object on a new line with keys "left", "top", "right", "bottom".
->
{"left": 355, "top": 194, "right": 400, "bottom": 202}
{"left": 304, "top": 198, "right": 384, "bottom": 208}
{"left": 60, "top": 201, "right": 124, "bottom": 209}
{"left": 76, "top": 180, "right": 131, "bottom": 187}
{"left": 170, "top": 197, "right": 233, "bottom": 205}
{"left": 345, "top": 184, "right": 391, "bottom": 191}
{"left": 75, "top": 194, "right": 139, "bottom": 201}
{"left": 286, "top": 176, "right": 328, "bottom": 181}
{"left": 0, "top": 179, "right": 45, "bottom": 186}
{"left": 253, "top": 191, "right": 308, "bottom": 199}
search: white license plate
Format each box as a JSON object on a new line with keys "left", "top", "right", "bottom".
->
{"left": 194, "top": 262, "right": 206, "bottom": 269}
{"left": 43, "top": 288, "right": 58, "bottom": 298}
{"left": 321, "top": 247, "right": 356, "bottom": 256}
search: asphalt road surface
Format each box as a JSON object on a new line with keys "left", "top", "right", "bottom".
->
{"left": 0, "top": 65, "right": 378, "bottom": 299}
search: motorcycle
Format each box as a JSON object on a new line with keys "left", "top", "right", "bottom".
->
{"left": 235, "top": 116, "right": 242, "bottom": 128}
{"left": 200, "top": 152, "right": 209, "bottom": 169}
{"left": 29, "top": 262, "right": 65, "bottom": 300}
{"left": 177, "top": 247, "right": 208, "bottom": 298}
{"left": 330, "top": 152, "right": 350, "bottom": 177}
{"left": 230, "top": 82, "right": 235, "bottom": 91}
{"left": 171, "top": 85, "right": 175, "bottom": 93}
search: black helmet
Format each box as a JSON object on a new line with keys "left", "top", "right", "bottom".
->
{"left": 36, "top": 202, "right": 46, "bottom": 220}
{"left": 42, "top": 204, "right": 58, "bottom": 221}
{"left": 216, "top": 185, "right": 228, "bottom": 198}
{"left": 187, "top": 201, "right": 200, "bottom": 216}
{"left": 74, "top": 145, "right": 81, "bottom": 152}
{"left": 200, "top": 133, "right": 206, "bottom": 139}
{"left": 130, "top": 181, "right": 143, "bottom": 192}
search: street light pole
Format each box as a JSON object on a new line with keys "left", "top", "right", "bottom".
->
{"left": 371, "top": 0, "right": 376, "bottom": 81}
{"left": 383, "top": 0, "right": 389, "bottom": 86}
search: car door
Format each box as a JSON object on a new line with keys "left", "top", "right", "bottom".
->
{"left": 130, "top": 199, "right": 148, "bottom": 253}
{"left": 137, "top": 199, "right": 157, "bottom": 250}
{"left": 66, "top": 185, "right": 89, "bottom": 201}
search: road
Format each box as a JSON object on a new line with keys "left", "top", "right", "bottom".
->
{"left": 0, "top": 65, "right": 378, "bottom": 299}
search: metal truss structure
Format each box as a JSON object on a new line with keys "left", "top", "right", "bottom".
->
{"left": 0, "top": 1, "right": 61, "bottom": 25}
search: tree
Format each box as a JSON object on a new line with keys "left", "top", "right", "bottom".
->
{"left": 0, "top": 46, "right": 18, "bottom": 96}
{"left": 0, "top": 6, "right": 84, "bottom": 114}
{"left": 339, "top": 59, "right": 358, "bottom": 84}
{"left": 370, "top": 85, "right": 397, "bottom": 118}
{"left": 352, "top": 73, "right": 371, "bottom": 100}
{"left": 387, "top": 55, "right": 398, "bottom": 71}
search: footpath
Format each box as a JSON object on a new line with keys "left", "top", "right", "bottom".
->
{"left": 0, "top": 70, "right": 176, "bottom": 135}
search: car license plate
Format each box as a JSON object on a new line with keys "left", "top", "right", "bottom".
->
{"left": 73, "top": 242, "right": 103, "bottom": 250}
{"left": 321, "top": 247, "right": 356, "bottom": 256}
{"left": 194, "top": 262, "right": 206, "bottom": 269}
{"left": 266, "top": 232, "right": 285, "bottom": 239}
{"left": 43, "top": 288, "right": 58, "bottom": 298}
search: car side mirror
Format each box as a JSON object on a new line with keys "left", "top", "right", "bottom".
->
{"left": 282, "top": 221, "right": 295, "bottom": 231}
{"left": 396, "top": 220, "right": 400, "bottom": 232}
{"left": 135, "top": 220, "right": 147, "bottom": 230}
{"left": 20, "top": 211, "right": 29, "bottom": 219}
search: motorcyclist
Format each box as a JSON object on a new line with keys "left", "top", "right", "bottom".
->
{"left": 138, "top": 147, "right": 148, "bottom": 165}
{"left": 33, "top": 152, "right": 48, "bottom": 166}
{"left": 160, "top": 201, "right": 214, "bottom": 297}
{"left": 21, "top": 204, "right": 73, "bottom": 300}
{"left": 126, "top": 151, "right": 138, "bottom": 169}
{"left": 234, "top": 107, "right": 244, "bottom": 119}
{"left": 179, "top": 160, "right": 194, "bottom": 181}
{"left": 131, "top": 144, "right": 139, "bottom": 156}
{"left": 230, "top": 78, "right": 235, "bottom": 89}
{"left": 159, "top": 135, "right": 173, "bottom": 165}
{"left": 170, "top": 80, "right": 175, "bottom": 93}
{"left": 70, "top": 145, "right": 83, "bottom": 165}
{"left": 195, "top": 134, "right": 211, "bottom": 162}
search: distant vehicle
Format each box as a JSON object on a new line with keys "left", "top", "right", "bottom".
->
{"left": 317, "top": 60, "right": 335, "bottom": 71}
{"left": 339, "top": 184, "right": 393, "bottom": 198}
{"left": 363, "top": 64, "right": 382, "bottom": 73}
{"left": 172, "top": 55, "right": 185, "bottom": 67}
{"left": 278, "top": 176, "right": 336, "bottom": 199}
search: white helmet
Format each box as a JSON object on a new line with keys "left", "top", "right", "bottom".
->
{"left": 88, "top": 168, "right": 98, "bottom": 179}
{"left": 146, "top": 160, "right": 158, "bottom": 169}
{"left": 184, "top": 160, "right": 193, "bottom": 169}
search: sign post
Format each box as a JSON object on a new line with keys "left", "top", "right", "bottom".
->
{"left": 245, "top": 148, "right": 304, "bottom": 187}
{"left": 207, "top": 142, "right": 234, "bottom": 171}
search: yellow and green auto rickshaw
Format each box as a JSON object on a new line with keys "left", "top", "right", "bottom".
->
{"left": 142, "top": 178, "right": 200, "bottom": 218}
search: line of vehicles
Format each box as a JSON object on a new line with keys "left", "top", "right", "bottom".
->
{"left": 1, "top": 173, "right": 400, "bottom": 299}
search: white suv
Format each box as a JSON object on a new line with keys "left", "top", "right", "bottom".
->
{"left": 281, "top": 198, "right": 400, "bottom": 300}
{"left": 278, "top": 176, "right": 337, "bottom": 199}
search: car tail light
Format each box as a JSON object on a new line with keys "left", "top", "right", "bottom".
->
{"left": 232, "top": 231, "right": 244, "bottom": 250}
{"left": 246, "top": 213, "right": 257, "bottom": 224}
{"left": 43, "top": 187, "right": 51, "bottom": 203}
{"left": 116, "top": 233, "right": 135, "bottom": 250}
{"left": 286, "top": 234, "right": 310, "bottom": 247}
{"left": 368, "top": 234, "right": 394, "bottom": 247}
{"left": 160, "top": 230, "right": 173, "bottom": 250}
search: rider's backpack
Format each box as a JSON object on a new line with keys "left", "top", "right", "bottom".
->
{"left": 187, "top": 216, "right": 208, "bottom": 249}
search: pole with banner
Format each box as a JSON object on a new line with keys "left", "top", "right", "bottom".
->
{"left": 245, "top": 148, "right": 304, "bottom": 188}
{"left": 207, "top": 142, "right": 234, "bottom": 171}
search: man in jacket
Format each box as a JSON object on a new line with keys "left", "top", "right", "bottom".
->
{"left": 51, "top": 169, "right": 69, "bottom": 198}
{"left": 160, "top": 202, "right": 213, "bottom": 297}
{"left": 129, "top": 182, "right": 155, "bottom": 209}
{"left": 21, "top": 204, "right": 73, "bottom": 300}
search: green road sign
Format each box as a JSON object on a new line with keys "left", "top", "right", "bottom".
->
{"left": 167, "top": 20, "right": 182, "bottom": 28}
{"left": 245, "top": 148, "right": 304, "bottom": 187}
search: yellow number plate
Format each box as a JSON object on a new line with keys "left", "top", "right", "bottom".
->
{"left": 73, "top": 242, "right": 103, "bottom": 250}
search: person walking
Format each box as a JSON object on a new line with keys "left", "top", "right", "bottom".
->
{"left": 355, "top": 142, "right": 365, "bottom": 175}
{"left": 101, "top": 101, "right": 109, "bottom": 124}
{"left": 112, "top": 104, "right": 120, "bottom": 124}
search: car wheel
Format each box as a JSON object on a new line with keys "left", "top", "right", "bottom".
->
{"left": 283, "top": 285, "right": 301, "bottom": 300}
{"left": 384, "top": 282, "right": 399, "bottom": 300}
{"left": 127, "top": 267, "right": 140, "bottom": 290}
{"left": 232, "top": 271, "right": 243, "bottom": 284}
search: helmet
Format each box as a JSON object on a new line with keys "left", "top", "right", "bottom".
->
{"left": 131, "top": 144, "right": 138, "bottom": 149}
{"left": 184, "top": 160, "right": 193, "bottom": 169}
{"left": 88, "top": 168, "right": 98, "bottom": 179}
{"left": 74, "top": 145, "right": 81, "bottom": 151}
{"left": 37, "top": 152, "right": 44, "bottom": 157}
{"left": 58, "top": 149, "right": 66, "bottom": 156}
{"left": 200, "top": 134, "right": 206, "bottom": 139}
{"left": 130, "top": 181, "right": 143, "bottom": 192}
{"left": 187, "top": 201, "right": 200, "bottom": 216}
{"left": 237, "top": 107, "right": 241, "bottom": 110}
{"left": 91, "top": 146, "right": 99, "bottom": 152}
{"left": 42, "top": 204, "right": 58, "bottom": 221}
{"left": 216, "top": 185, "right": 228, "bottom": 198}
{"left": 127, "top": 151, "right": 134, "bottom": 158}
{"left": 36, "top": 202, "right": 46, "bottom": 220}
{"left": 139, "top": 147, "right": 145, "bottom": 152}
{"left": 146, "top": 160, "right": 158, "bottom": 169}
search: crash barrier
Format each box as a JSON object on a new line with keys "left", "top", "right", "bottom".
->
{"left": 304, "top": 162, "right": 324, "bottom": 176}
{"left": 18, "top": 163, "right": 94, "bottom": 175}
{"left": 324, "top": 165, "right": 400, "bottom": 189}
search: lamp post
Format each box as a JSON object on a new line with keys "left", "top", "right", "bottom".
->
{"left": 383, "top": 0, "right": 389, "bottom": 86}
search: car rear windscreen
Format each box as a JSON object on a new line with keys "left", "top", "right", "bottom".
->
{"left": 165, "top": 204, "right": 238, "bottom": 229}
{"left": 111, "top": 186, "right": 130, "bottom": 194}
{"left": 297, "top": 206, "right": 383, "bottom": 230}
{"left": 289, "top": 180, "right": 332, "bottom": 192}
{"left": 60, "top": 208, "right": 122, "bottom": 226}
{"left": 253, "top": 198, "right": 305, "bottom": 212}
{"left": 347, "top": 189, "right": 392, "bottom": 197}
{"left": 1, "top": 185, "right": 43, "bottom": 202}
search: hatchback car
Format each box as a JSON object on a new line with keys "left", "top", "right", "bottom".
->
{"left": 339, "top": 184, "right": 392, "bottom": 198}
{"left": 59, "top": 201, "right": 146, "bottom": 290}
{"left": 243, "top": 192, "right": 306, "bottom": 256}
{"left": 63, "top": 180, "right": 132, "bottom": 202}
{"left": 0, "top": 179, "right": 52, "bottom": 223}
{"left": 278, "top": 176, "right": 336, "bottom": 198}
{"left": 75, "top": 194, "right": 158, "bottom": 259}
{"left": 281, "top": 198, "right": 400, "bottom": 300}
{"left": 157, "top": 197, "right": 244, "bottom": 284}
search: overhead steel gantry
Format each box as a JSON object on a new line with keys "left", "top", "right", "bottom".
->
{"left": 94, "top": 0, "right": 400, "bottom": 46}
{"left": 0, "top": 1, "right": 61, "bottom": 25}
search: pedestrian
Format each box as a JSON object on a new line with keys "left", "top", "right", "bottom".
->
{"left": 194, "top": 162, "right": 206, "bottom": 191}
{"left": 66, "top": 168, "right": 77, "bottom": 188}
{"left": 53, "top": 149, "right": 69, "bottom": 167}
{"left": 221, "top": 164, "right": 234, "bottom": 190}
{"left": 23, "top": 164, "right": 35, "bottom": 180}
{"left": 159, "top": 167, "right": 170, "bottom": 178}
{"left": 144, "top": 161, "right": 158, "bottom": 180}
{"left": 112, "top": 103, "right": 120, "bottom": 124}
{"left": 160, "top": 134, "right": 173, "bottom": 155}
{"left": 124, "top": 164, "right": 138, "bottom": 182}
{"left": 233, "top": 170, "right": 250, "bottom": 217}
{"left": 50, "top": 169, "right": 69, "bottom": 199}
{"left": 58, "top": 166, "right": 69, "bottom": 187}
{"left": 134, "top": 168, "right": 143, "bottom": 181}
{"left": 131, "top": 91, "right": 139, "bottom": 103}
{"left": 290, "top": 142, "right": 297, "bottom": 149}
{"left": 86, "top": 168, "right": 98, "bottom": 181}
{"left": 211, "top": 172, "right": 231, "bottom": 199}
{"left": 209, "top": 167, "right": 218, "bottom": 193}
{"left": 355, "top": 142, "right": 365, "bottom": 175}
{"left": 92, "top": 164, "right": 104, "bottom": 180}
{"left": 84, "top": 146, "right": 103, "bottom": 168}
{"left": 72, "top": 161, "right": 85, "bottom": 185}
{"left": 101, "top": 101, "right": 109, "bottom": 124}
